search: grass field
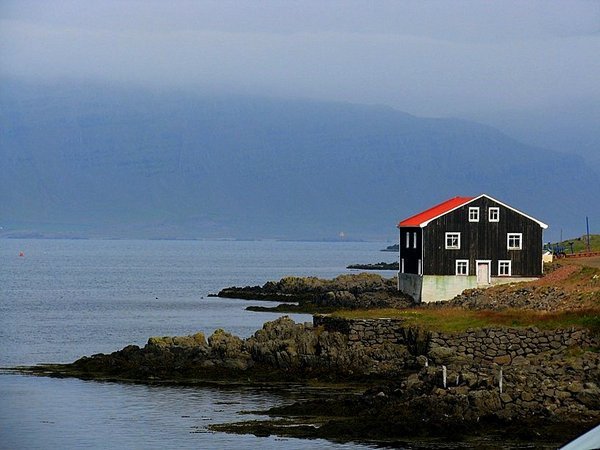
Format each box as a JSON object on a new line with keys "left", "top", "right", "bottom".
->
{"left": 333, "top": 307, "right": 600, "bottom": 333}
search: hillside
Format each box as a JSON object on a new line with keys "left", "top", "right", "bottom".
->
{"left": 551, "top": 234, "right": 600, "bottom": 254}
{"left": 1, "top": 79, "right": 598, "bottom": 239}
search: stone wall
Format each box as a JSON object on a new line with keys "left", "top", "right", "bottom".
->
{"left": 430, "top": 326, "right": 597, "bottom": 365}
{"left": 313, "top": 315, "right": 598, "bottom": 364}
{"left": 313, "top": 315, "right": 600, "bottom": 419}
{"left": 313, "top": 315, "right": 409, "bottom": 346}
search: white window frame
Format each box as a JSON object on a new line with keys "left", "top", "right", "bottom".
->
{"left": 498, "top": 260, "right": 512, "bottom": 276}
{"left": 413, "top": 232, "right": 417, "bottom": 249}
{"left": 445, "top": 232, "right": 461, "bottom": 249}
{"left": 507, "top": 233, "right": 523, "bottom": 250}
{"left": 468, "top": 207, "right": 480, "bottom": 222}
{"left": 489, "top": 207, "right": 500, "bottom": 222}
{"left": 455, "top": 259, "right": 469, "bottom": 276}
{"left": 400, "top": 258, "right": 405, "bottom": 273}
{"left": 418, "top": 259, "right": 422, "bottom": 275}
{"left": 405, "top": 232, "right": 410, "bottom": 248}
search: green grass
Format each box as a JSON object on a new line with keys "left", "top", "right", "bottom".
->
{"left": 551, "top": 234, "right": 600, "bottom": 253}
{"left": 333, "top": 308, "right": 600, "bottom": 333}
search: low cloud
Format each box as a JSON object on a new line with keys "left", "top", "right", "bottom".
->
{"left": 1, "top": 1, "right": 599, "bottom": 116}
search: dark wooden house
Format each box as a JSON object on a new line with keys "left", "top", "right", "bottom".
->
{"left": 397, "top": 194, "right": 548, "bottom": 302}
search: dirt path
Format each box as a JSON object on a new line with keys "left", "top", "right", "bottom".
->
{"left": 563, "top": 255, "right": 600, "bottom": 268}
{"left": 533, "top": 265, "right": 579, "bottom": 286}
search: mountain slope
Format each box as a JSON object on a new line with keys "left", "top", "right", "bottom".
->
{"left": 0, "top": 80, "right": 597, "bottom": 240}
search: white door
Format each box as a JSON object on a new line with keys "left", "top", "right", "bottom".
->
{"left": 477, "top": 261, "right": 490, "bottom": 284}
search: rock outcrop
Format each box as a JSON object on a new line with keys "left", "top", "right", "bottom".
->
{"left": 211, "top": 317, "right": 599, "bottom": 445}
{"left": 346, "top": 262, "right": 399, "bottom": 271}
{"left": 41, "top": 315, "right": 599, "bottom": 424}
{"left": 216, "top": 273, "right": 413, "bottom": 310}
{"left": 28, "top": 314, "right": 600, "bottom": 444}
{"left": 62, "top": 317, "right": 407, "bottom": 381}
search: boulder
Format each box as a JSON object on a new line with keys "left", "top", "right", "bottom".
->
{"left": 493, "top": 354, "right": 511, "bottom": 365}
{"left": 147, "top": 332, "right": 207, "bottom": 349}
{"left": 208, "top": 329, "right": 244, "bottom": 358}
{"left": 428, "top": 345, "right": 456, "bottom": 364}
{"left": 468, "top": 390, "right": 501, "bottom": 415}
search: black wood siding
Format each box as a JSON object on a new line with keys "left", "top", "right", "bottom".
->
{"left": 421, "top": 197, "right": 543, "bottom": 277}
{"left": 399, "top": 227, "right": 422, "bottom": 274}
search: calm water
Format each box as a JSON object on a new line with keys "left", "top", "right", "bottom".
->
{"left": 0, "top": 239, "right": 396, "bottom": 449}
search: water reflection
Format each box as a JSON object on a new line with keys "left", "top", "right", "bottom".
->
{"left": 0, "top": 374, "right": 371, "bottom": 449}
{"left": 0, "top": 239, "right": 388, "bottom": 448}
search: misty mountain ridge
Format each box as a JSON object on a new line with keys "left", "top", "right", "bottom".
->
{"left": 1, "top": 79, "right": 597, "bottom": 240}
{"left": 473, "top": 99, "right": 600, "bottom": 175}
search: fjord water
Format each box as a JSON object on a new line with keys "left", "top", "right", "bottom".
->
{"left": 1, "top": 239, "right": 394, "bottom": 449}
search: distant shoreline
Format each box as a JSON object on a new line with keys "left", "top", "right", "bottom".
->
{"left": 347, "top": 262, "right": 399, "bottom": 270}
{"left": 0, "top": 234, "right": 387, "bottom": 243}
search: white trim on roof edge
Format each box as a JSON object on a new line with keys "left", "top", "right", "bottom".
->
{"left": 419, "top": 194, "right": 548, "bottom": 229}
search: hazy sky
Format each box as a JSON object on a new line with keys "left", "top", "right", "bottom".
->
{"left": 1, "top": 0, "right": 599, "bottom": 116}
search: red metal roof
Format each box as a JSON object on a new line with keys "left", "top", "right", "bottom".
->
{"left": 398, "top": 196, "right": 475, "bottom": 227}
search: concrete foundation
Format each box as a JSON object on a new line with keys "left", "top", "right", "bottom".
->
{"left": 398, "top": 273, "right": 539, "bottom": 303}
{"left": 421, "top": 275, "right": 477, "bottom": 303}
{"left": 397, "top": 273, "right": 423, "bottom": 301}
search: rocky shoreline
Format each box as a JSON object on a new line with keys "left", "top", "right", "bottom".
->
{"left": 27, "top": 317, "right": 408, "bottom": 383}
{"left": 214, "top": 273, "right": 413, "bottom": 312}
{"left": 22, "top": 314, "right": 600, "bottom": 447}
{"left": 346, "top": 261, "right": 399, "bottom": 270}
{"left": 20, "top": 266, "right": 600, "bottom": 447}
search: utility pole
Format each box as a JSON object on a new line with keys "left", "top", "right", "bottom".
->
{"left": 586, "top": 216, "right": 591, "bottom": 252}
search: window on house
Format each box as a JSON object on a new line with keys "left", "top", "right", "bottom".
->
{"left": 468, "top": 207, "right": 479, "bottom": 222}
{"left": 507, "top": 233, "right": 522, "bottom": 250}
{"left": 489, "top": 207, "right": 500, "bottom": 222}
{"left": 413, "top": 232, "right": 417, "bottom": 249}
{"left": 456, "top": 260, "right": 469, "bottom": 276}
{"left": 401, "top": 258, "right": 405, "bottom": 273}
{"left": 445, "top": 232, "right": 461, "bottom": 249}
{"left": 418, "top": 259, "right": 422, "bottom": 275}
{"left": 498, "top": 260, "right": 511, "bottom": 276}
{"left": 405, "top": 232, "right": 410, "bottom": 248}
